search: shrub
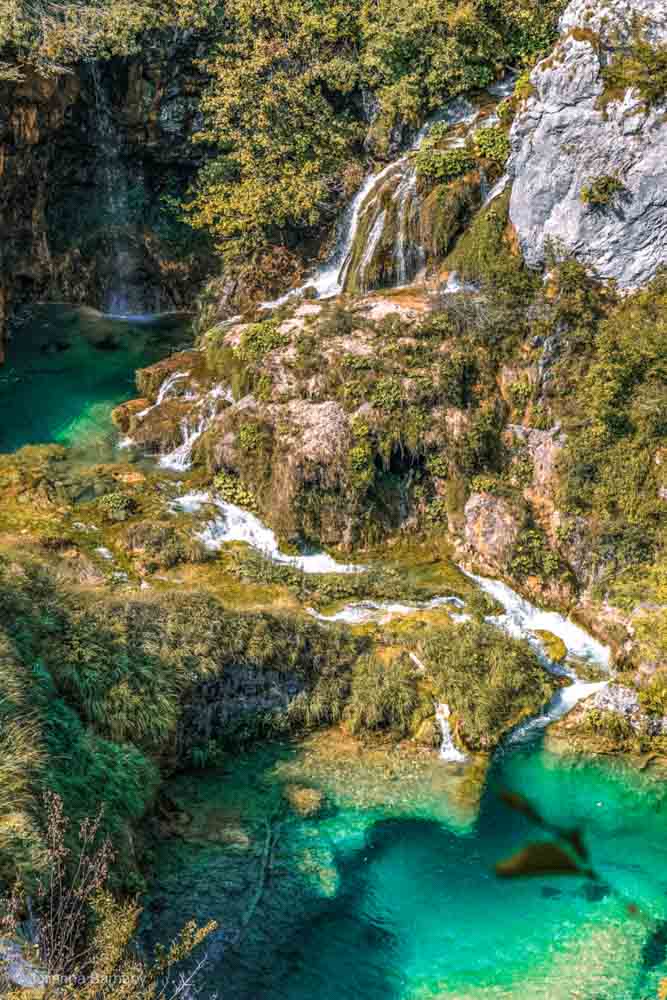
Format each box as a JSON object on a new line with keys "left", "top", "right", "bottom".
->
{"left": 509, "top": 528, "right": 560, "bottom": 581}
{"left": 638, "top": 675, "right": 667, "bottom": 718}
{"left": 580, "top": 175, "right": 625, "bottom": 208}
{"left": 600, "top": 37, "right": 667, "bottom": 108}
{"left": 97, "top": 493, "right": 137, "bottom": 523}
{"left": 422, "top": 621, "right": 556, "bottom": 749}
{"left": 473, "top": 125, "right": 511, "bottom": 168}
{"left": 235, "top": 320, "right": 287, "bottom": 363}
{"left": 214, "top": 470, "right": 258, "bottom": 510}
{"left": 345, "top": 655, "right": 419, "bottom": 737}
{"left": 415, "top": 147, "right": 476, "bottom": 184}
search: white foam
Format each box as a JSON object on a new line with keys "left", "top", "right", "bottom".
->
{"left": 436, "top": 703, "right": 468, "bottom": 762}
{"left": 158, "top": 384, "right": 232, "bottom": 471}
{"left": 171, "top": 492, "right": 364, "bottom": 574}
{"left": 508, "top": 680, "right": 608, "bottom": 747}
{"left": 137, "top": 370, "right": 191, "bottom": 418}
{"left": 467, "top": 573, "right": 611, "bottom": 671}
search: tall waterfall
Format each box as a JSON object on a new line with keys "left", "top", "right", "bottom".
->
{"left": 90, "top": 65, "right": 145, "bottom": 316}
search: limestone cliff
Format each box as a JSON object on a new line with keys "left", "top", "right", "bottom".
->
{"left": 509, "top": 0, "right": 667, "bottom": 289}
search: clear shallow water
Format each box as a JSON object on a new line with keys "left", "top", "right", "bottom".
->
{"left": 145, "top": 737, "right": 667, "bottom": 1000}
{"left": 0, "top": 304, "right": 192, "bottom": 456}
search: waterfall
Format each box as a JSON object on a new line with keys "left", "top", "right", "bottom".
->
{"left": 158, "top": 384, "right": 232, "bottom": 471}
{"left": 137, "top": 370, "right": 192, "bottom": 418}
{"left": 466, "top": 573, "right": 611, "bottom": 671}
{"left": 466, "top": 572, "right": 611, "bottom": 749}
{"left": 262, "top": 96, "right": 478, "bottom": 308}
{"left": 90, "top": 65, "right": 144, "bottom": 316}
{"left": 436, "top": 704, "right": 468, "bottom": 763}
{"left": 170, "top": 491, "right": 364, "bottom": 574}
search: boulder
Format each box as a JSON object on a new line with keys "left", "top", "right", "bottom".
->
{"left": 463, "top": 493, "right": 522, "bottom": 572}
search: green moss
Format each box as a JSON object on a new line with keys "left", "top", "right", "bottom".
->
{"left": 235, "top": 320, "right": 287, "bottom": 363}
{"left": 415, "top": 147, "right": 476, "bottom": 184}
{"left": 446, "top": 187, "right": 536, "bottom": 301}
{"left": 214, "top": 471, "right": 258, "bottom": 510}
{"left": 533, "top": 630, "right": 568, "bottom": 663}
{"left": 580, "top": 175, "right": 625, "bottom": 208}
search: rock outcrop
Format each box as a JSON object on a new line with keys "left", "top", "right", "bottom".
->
{"left": 0, "top": 34, "right": 214, "bottom": 347}
{"left": 462, "top": 493, "right": 522, "bottom": 573}
{"left": 509, "top": 0, "right": 667, "bottom": 289}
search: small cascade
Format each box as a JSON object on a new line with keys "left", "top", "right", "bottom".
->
{"left": 90, "top": 66, "right": 145, "bottom": 315}
{"left": 171, "top": 491, "right": 364, "bottom": 574}
{"left": 137, "top": 370, "right": 192, "bottom": 418}
{"left": 340, "top": 97, "right": 478, "bottom": 295}
{"left": 158, "top": 384, "right": 232, "bottom": 471}
{"left": 507, "top": 679, "right": 608, "bottom": 748}
{"left": 467, "top": 573, "right": 611, "bottom": 671}
{"left": 435, "top": 704, "right": 467, "bottom": 763}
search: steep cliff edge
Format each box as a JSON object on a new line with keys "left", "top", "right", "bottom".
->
{"left": 0, "top": 34, "right": 214, "bottom": 347}
{"left": 509, "top": 0, "right": 667, "bottom": 288}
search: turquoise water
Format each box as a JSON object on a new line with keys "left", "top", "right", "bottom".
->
{"left": 0, "top": 304, "right": 192, "bottom": 456}
{"left": 145, "top": 737, "right": 667, "bottom": 1000}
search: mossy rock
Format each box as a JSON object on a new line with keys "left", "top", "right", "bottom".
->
{"left": 414, "top": 717, "right": 440, "bottom": 748}
{"left": 533, "top": 630, "right": 568, "bottom": 664}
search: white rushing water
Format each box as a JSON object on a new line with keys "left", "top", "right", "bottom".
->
{"left": 466, "top": 572, "right": 611, "bottom": 748}
{"left": 158, "top": 384, "right": 233, "bottom": 471}
{"left": 137, "top": 370, "right": 192, "bottom": 419}
{"left": 436, "top": 703, "right": 468, "bottom": 763}
{"left": 467, "top": 573, "right": 611, "bottom": 671}
{"left": 308, "top": 569, "right": 610, "bottom": 761}
{"left": 261, "top": 96, "right": 478, "bottom": 308}
{"left": 171, "top": 491, "right": 364, "bottom": 574}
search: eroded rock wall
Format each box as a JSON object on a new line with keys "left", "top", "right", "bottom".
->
{"left": 509, "top": 0, "right": 667, "bottom": 289}
{"left": 0, "top": 33, "right": 214, "bottom": 350}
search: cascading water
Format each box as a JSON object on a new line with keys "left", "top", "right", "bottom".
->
{"left": 436, "top": 703, "right": 468, "bottom": 762}
{"left": 262, "top": 97, "right": 478, "bottom": 308}
{"left": 158, "top": 384, "right": 233, "bottom": 471}
{"left": 136, "top": 370, "right": 192, "bottom": 419}
{"left": 170, "top": 491, "right": 364, "bottom": 574}
{"left": 90, "top": 65, "right": 145, "bottom": 316}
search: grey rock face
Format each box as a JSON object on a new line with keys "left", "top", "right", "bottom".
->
{"left": 593, "top": 683, "right": 667, "bottom": 734}
{"left": 509, "top": 0, "right": 667, "bottom": 289}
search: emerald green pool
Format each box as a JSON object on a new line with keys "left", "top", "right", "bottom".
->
{"left": 144, "top": 734, "right": 667, "bottom": 1000}
{"left": 0, "top": 304, "right": 192, "bottom": 457}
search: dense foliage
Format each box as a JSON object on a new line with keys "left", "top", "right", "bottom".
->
{"left": 0, "top": 551, "right": 360, "bottom": 889}
{"left": 185, "top": 0, "right": 566, "bottom": 262}
{"left": 422, "top": 621, "right": 556, "bottom": 749}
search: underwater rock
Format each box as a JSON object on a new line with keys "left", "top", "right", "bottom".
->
{"left": 284, "top": 785, "right": 324, "bottom": 817}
